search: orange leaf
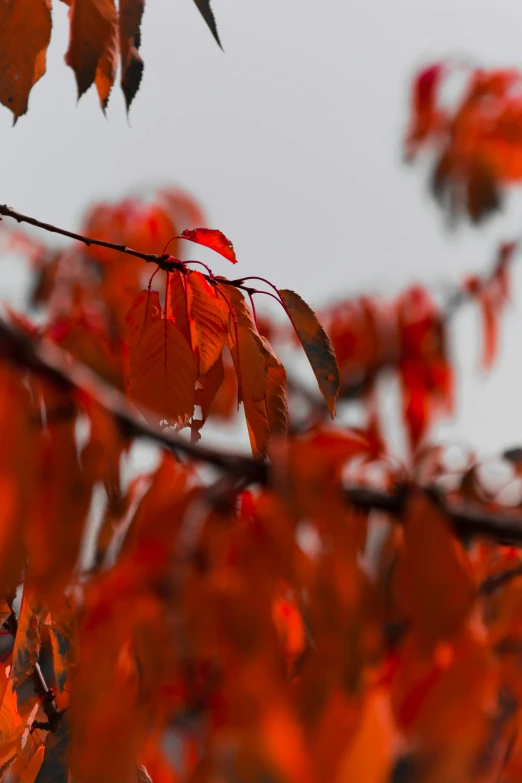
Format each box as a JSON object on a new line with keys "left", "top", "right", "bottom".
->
{"left": 186, "top": 271, "right": 230, "bottom": 375}
{"left": 168, "top": 271, "right": 191, "bottom": 345}
{"left": 195, "top": 355, "right": 225, "bottom": 419}
{"left": 126, "top": 289, "right": 162, "bottom": 368}
{"left": 0, "top": 0, "right": 51, "bottom": 120}
{"left": 129, "top": 318, "right": 197, "bottom": 429}
{"left": 393, "top": 491, "right": 475, "bottom": 648}
{"left": 279, "top": 288, "right": 340, "bottom": 418}
{"left": 179, "top": 228, "right": 237, "bottom": 264}
{"left": 229, "top": 324, "right": 270, "bottom": 458}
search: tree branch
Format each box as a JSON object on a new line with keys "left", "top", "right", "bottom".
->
{"left": 0, "top": 204, "right": 282, "bottom": 302}
{"left": 0, "top": 317, "right": 265, "bottom": 482}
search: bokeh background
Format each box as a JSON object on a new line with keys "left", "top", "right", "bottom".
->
{"left": 2, "top": 0, "right": 522, "bottom": 456}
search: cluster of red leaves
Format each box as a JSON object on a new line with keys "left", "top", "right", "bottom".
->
{"left": 9, "top": 191, "right": 339, "bottom": 460}
{"left": 317, "top": 241, "right": 515, "bottom": 451}
{"left": 0, "top": 0, "right": 221, "bottom": 121}
{"left": 0, "top": 196, "right": 517, "bottom": 782}
{"left": 0, "top": 410, "right": 521, "bottom": 782}
{"left": 405, "top": 63, "right": 522, "bottom": 223}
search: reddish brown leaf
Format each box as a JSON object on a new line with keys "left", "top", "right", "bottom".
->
{"left": 261, "top": 336, "right": 289, "bottom": 440}
{"left": 119, "top": 0, "right": 144, "bottom": 111}
{"left": 192, "top": 0, "right": 223, "bottom": 49}
{"left": 11, "top": 588, "right": 42, "bottom": 689}
{"left": 0, "top": 0, "right": 51, "bottom": 120}
{"left": 65, "top": 0, "right": 118, "bottom": 109}
{"left": 179, "top": 228, "right": 237, "bottom": 264}
{"left": 129, "top": 318, "right": 197, "bottom": 429}
{"left": 279, "top": 288, "right": 340, "bottom": 418}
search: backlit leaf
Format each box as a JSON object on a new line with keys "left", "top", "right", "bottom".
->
{"left": 129, "top": 318, "right": 197, "bottom": 428}
{"left": 0, "top": 0, "right": 51, "bottom": 120}
{"left": 194, "top": 354, "right": 225, "bottom": 421}
{"left": 126, "top": 289, "right": 162, "bottom": 374}
{"left": 279, "top": 288, "right": 340, "bottom": 418}
{"left": 186, "top": 271, "right": 229, "bottom": 375}
{"left": 179, "top": 228, "right": 237, "bottom": 264}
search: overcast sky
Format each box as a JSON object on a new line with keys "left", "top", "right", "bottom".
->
{"left": 2, "top": 0, "right": 522, "bottom": 459}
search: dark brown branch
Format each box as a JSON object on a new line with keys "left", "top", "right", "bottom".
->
{"left": 2, "top": 315, "right": 522, "bottom": 544}
{"left": 0, "top": 317, "right": 266, "bottom": 482}
{"left": 344, "top": 484, "right": 522, "bottom": 546}
{"left": 0, "top": 204, "right": 278, "bottom": 302}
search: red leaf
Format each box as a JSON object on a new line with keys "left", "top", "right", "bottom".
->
{"left": 179, "top": 228, "right": 237, "bottom": 264}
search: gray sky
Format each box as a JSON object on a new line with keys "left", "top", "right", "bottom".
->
{"left": 2, "top": 0, "right": 522, "bottom": 458}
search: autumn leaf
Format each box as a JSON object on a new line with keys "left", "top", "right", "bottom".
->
{"left": 11, "top": 589, "right": 42, "bottom": 689}
{"left": 0, "top": 0, "right": 52, "bottom": 120}
{"left": 179, "top": 228, "right": 237, "bottom": 264}
{"left": 168, "top": 271, "right": 191, "bottom": 345}
{"left": 65, "top": 0, "right": 118, "bottom": 109}
{"left": 186, "top": 271, "right": 230, "bottom": 375}
{"left": 119, "top": 0, "right": 145, "bottom": 111}
{"left": 192, "top": 354, "right": 225, "bottom": 440}
{"left": 393, "top": 491, "right": 475, "bottom": 648}
{"left": 261, "top": 336, "right": 289, "bottom": 440}
{"left": 229, "top": 323, "right": 270, "bottom": 458}
{"left": 25, "top": 400, "right": 93, "bottom": 600}
{"left": 45, "top": 595, "right": 77, "bottom": 693}
{"left": 279, "top": 288, "right": 340, "bottom": 418}
{"left": 0, "top": 682, "right": 26, "bottom": 771}
{"left": 126, "top": 289, "right": 162, "bottom": 373}
{"left": 192, "top": 0, "right": 223, "bottom": 49}
{"left": 129, "top": 318, "right": 197, "bottom": 428}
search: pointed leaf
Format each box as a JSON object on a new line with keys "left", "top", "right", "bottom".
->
{"left": 45, "top": 595, "right": 77, "bottom": 693}
{"left": 279, "top": 288, "right": 340, "bottom": 418}
{"left": 192, "top": 0, "right": 223, "bottom": 49}
{"left": 179, "top": 228, "right": 236, "bottom": 264}
{"left": 186, "top": 271, "right": 229, "bottom": 375}
{"left": 11, "top": 590, "right": 42, "bottom": 689}
{"left": 65, "top": 0, "right": 118, "bottom": 106}
{"left": 261, "top": 336, "right": 289, "bottom": 439}
{"left": 119, "top": 0, "right": 145, "bottom": 111}
{"left": 129, "top": 318, "right": 197, "bottom": 429}
{"left": 228, "top": 324, "right": 270, "bottom": 459}
{"left": 0, "top": 0, "right": 51, "bottom": 120}
{"left": 126, "top": 289, "right": 162, "bottom": 372}
{"left": 168, "top": 271, "right": 191, "bottom": 346}
{"left": 194, "top": 354, "right": 225, "bottom": 423}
